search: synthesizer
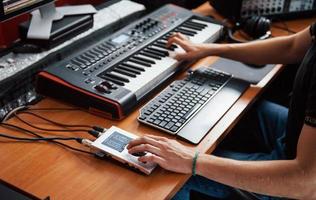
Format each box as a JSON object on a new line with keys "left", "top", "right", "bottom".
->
{"left": 36, "top": 4, "right": 224, "bottom": 120}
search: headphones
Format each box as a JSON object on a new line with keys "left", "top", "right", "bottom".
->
{"left": 227, "top": 16, "right": 271, "bottom": 43}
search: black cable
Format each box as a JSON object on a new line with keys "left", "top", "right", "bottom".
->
{"left": 28, "top": 108, "right": 80, "bottom": 111}
{"left": 0, "top": 133, "right": 81, "bottom": 142}
{"left": 0, "top": 123, "right": 94, "bottom": 155}
{"left": 19, "top": 111, "right": 93, "bottom": 129}
{"left": 13, "top": 113, "right": 90, "bottom": 133}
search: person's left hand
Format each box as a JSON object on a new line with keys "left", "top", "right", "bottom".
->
{"left": 127, "top": 135, "right": 195, "bottom": 174}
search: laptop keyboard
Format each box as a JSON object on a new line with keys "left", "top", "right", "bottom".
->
{"left": 138, "top": 67, "right": 232, "bottom": 135}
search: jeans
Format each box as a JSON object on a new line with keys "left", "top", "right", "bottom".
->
{"left": 172, "top": 100, "right": 289, "bottom": 200}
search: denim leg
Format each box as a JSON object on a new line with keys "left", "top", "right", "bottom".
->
{"left": 172, "top": 101, "right": 289, "bottom": 200}
{"left": 172, "top": 175, "right": 232, "bottom": 200}
{"left": 255, "top": 100, "right": 288, "bottom": 159}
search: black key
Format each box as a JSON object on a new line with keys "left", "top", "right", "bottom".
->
{"left": 145, "top": 48, "right": 167, "bottom": 57}
{"left": 153, "top": 42, "right": 174, "bottom": 51}
{"left": 101, "top": 75, "right": 125, "bottom": 86}
{"left": 183, "top": 22, "right": 205, "bottom": 30}
{"left": 157, "top": 40, "right": 178, "bottom": 50}
{"left": 122, "top": 63, "right": 145, "bottom": 72}
{"left": 181, "top": 23, "right": 203, "bottom": 31}
{"left": 139, "top": 51, "right": 162, "bottom": 60}
{"left": 113, "top": 68, "right": 137, "bottom": 78}
{"left": 133, "top": 55, "right": 156, "bottom": 64}
{"left": 106, "top": 73, "right": 130, "bottom": 83}
{"left": 129, "top": 58, "right": 151, "bottom": 67}
{"left": 117, "top": 65, "right": 141, "bottom": 75}
{"left": 175, "top": 28, "right": 195, "bottom": 36}
{"left": 186, "top": 20, "right": 207, "bottom": 28}
{"left": 148, "top": 47, "right": 169, "bottom": 56}
{"left": 178, "top": 28, "right": 197, "bottom": 35}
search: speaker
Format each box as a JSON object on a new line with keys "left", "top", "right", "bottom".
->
{"left": 227, "top": 16, "right": 271, "bottom": 43}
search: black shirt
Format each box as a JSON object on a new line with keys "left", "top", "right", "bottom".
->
{"left": 285, "top": 22, "right": 316, "bottom": 159}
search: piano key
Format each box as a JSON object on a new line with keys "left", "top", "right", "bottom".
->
{"left": 117, "top": 65, "right": 141, "bottom": 75}
{"left": 175, "top": 28, "right": 195, "bottom": 36}
{"left": 144, "top": 49, "right": 165, "bottom": 58}
{"left": 139, "top": 51, "right": 162, "bottom": 60}
{"left": 156, "top": 40, "right": 178, "bottom": 50}
{"left": 186, "top": 20, "right": 207, "bottom": 28}
{"left": 153, "top": 43, "right": 175, "bottom": 51}
{"left": 179, "top": 27, "right": 197, "bottom": 35}
{"left": 188, "top": 19, "right": 223, "bottom": 43}
{"left": 107, "top": 72, "right": 130, "bottom": 83}
{"left": 122, "top": 52, "right": 180, "bottom": 99}
{"left": 113, "top": 68, "right": 137, "bottom": 78}
{"left": 101, "top": 75, "right": 125, "bottom": 86}
{"left": 129, "top": 58, "right": 152, "bottom": 67}
{"left": 133, "top": 55, "right": 156, "bottom": 64}
{"left": 122, "top": 62, "right": 145, "bottom": 72}
{"left": 146, "top": 47, "right": 169, "bottom": 57}
{"left": 181, "top": 23, "right": 203, "bottom": 31}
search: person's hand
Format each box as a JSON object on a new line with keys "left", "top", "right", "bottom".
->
{"left": 167, "top": 32, "right": 212, "bottom": 61}
{"left": 127, "top": 135, "right": 195, "bottom": 174}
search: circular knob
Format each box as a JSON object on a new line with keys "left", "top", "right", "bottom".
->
{"left": 94, "top": 84, "right": 109, "bottom": 93}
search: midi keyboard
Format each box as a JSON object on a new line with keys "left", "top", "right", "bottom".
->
{"left": 36, "top": 4, "right": 224, "bottom": 119}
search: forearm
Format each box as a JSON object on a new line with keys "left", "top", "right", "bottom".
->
{"left": 204, "top": 31, "right": 310, "bottom": 65}
{"left": 196, "top": 155, "right": 316, "bottom": 199}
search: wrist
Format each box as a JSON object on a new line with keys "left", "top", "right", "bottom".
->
{"left": 195, "top": 154, "right": 216, "bottom": 176}
{"left": 205, "top": 43, "right": 230, "bottom": 57}
{"left": 191, "top": 151, "right": 199, "bottom": 176}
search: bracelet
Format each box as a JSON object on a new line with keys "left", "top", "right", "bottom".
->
{"left": 192, "top": 151, "right": 199, "bottom": 176}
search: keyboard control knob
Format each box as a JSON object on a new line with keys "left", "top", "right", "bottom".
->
{"left": 94, "top": 84, "right": 109, "bottom": 93}
{"left": 101, "top": 80, "right": 116, "bottom": 89}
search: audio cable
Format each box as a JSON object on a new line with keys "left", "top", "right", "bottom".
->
{"left": 0, "top": 122, "right": 94, "bottom": 155}
{"left": 2, "top": 106, "right": 106, "bottom": 138}
{"left": 13, "top": 113, "right": 105, "bottom": 138}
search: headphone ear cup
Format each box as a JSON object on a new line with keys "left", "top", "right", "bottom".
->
{"left": 242, "top": 16, "right": 260, "bottom": 38}
{"left": 256, "top": 17, "right": 271, "bottom": 38}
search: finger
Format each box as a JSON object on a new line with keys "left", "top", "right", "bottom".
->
{"left": 145, "top": 135, "right": 168, "bottom": 142}
{"left": 175, "top": 32, "right": 189, "bottom": 41}
{"left": 127, "top": 136, "right": 161, "bottom": 149}
{"left": 169, "top": 32, "right": 189, "bottom": 41}
{"left": 128, "top": 143, "right": 162, "bottom": 156}
{"left": 138, "top": 154, "right": 166, "bottom": 166}
{"left": 167, "top": 37, "right": 190, "bottom": 51}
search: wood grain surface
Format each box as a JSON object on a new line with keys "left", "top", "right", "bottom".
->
{"left": 0, "top": 2, "right": 315, "bottom": 200}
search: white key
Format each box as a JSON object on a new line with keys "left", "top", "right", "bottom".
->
{"left": 189, "top": 19, "right": 222, "bottom": 43}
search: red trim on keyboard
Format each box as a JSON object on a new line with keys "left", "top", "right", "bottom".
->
{"left": 38, "top": 71, "right": 125, "bottom": 120}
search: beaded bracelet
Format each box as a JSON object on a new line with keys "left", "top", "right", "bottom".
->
{"left": 192, "top": 151, "right": 199, "bottom": 176}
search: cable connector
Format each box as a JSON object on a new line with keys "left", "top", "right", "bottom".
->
{"left": 92, "top": 126, "right": 107, "bottom": 133}
{"left": 80, "top": 139, "right": 93, "bottom": 147}
{"left": 88, "top": 130, "right": 103, "bottom": 138}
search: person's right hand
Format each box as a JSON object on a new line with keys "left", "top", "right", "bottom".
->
{"left": 167, "top": 32, "right": 213, "bottom": 61}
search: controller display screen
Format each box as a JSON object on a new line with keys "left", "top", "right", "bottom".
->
{"left": 102, "top": 131, "right": 132, "bottom": 152}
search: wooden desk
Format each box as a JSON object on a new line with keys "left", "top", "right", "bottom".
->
{"left": 0, "top": 3, "right": 315, "bottom": 200}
